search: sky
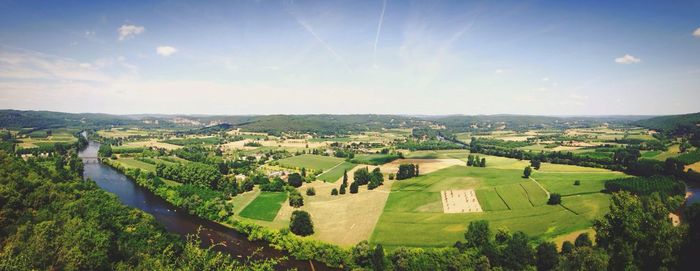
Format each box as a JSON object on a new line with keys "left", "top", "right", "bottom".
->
{"left": 0, "top": 0, "right": 699, "bottom": 116}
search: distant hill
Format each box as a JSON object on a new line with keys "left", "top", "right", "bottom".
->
{"left": 634, "top": 112, "right": 700, "bottom": 134}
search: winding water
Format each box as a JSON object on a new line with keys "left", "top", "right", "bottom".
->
{"left": 79, "top": 140, "right": 331, "bottom": 270}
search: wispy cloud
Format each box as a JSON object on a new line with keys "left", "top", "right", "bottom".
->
{"left": 118, "top": 24, "right": 145, "bottom": 41}
{"left": 693, "top": 27, "right": 700, "bottom": 37}
{"left": 156, "top": 46, "right": 177, "bottom": 56}
{"left": 372, "top": 0, "right": 387, "bottom": 68}
{"left": 614, "top": 54, "right": 641, "bottom": 64}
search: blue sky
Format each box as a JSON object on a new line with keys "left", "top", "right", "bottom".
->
{"left": 0, "top": 0, "right": 699, "bottom": 115}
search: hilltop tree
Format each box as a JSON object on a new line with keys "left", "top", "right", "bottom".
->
{"left": 289, "top": 210, "right": 314, "bottom": 236}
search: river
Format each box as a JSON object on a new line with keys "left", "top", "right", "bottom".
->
{"left": 79, "top": 139, "right": 331, "bottom": 270}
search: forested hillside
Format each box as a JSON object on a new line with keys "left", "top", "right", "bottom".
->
{"left": 0, "top": 151, "right": 275, "bottom": 270}
{"left": 635, "top": 112, "right": 700, "bottom": 134}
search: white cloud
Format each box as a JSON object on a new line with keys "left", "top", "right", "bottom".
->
{"left": 542, "top": 77, "right": 549, "bottom": 81}
{"left": 156, "top": 46, "right": 177, "bottom": 57}
{"left": 614, "top": 54, "right": 641, "bottom": 64}
{"left": 693, "top": 27, "right": 700, "bottom": 37}
{"left": 118, "top": 24, "right": 145, "bottom": 41}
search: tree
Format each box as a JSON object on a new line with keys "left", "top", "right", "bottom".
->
{"left": 352, "top": 241, "right": 372, "bottom": 267}
{"left": 594, "top": 191, "right": 684, "bottom": 270}
{"left": 301, "top": 167, "right": 306, "bottom": 177}
{"left": 305, "top": 187, "right": 315, "bottom": 196}
{"left": 502, "top": 231, "right": 534, "bottom": 270}
{"left": 354, "top": 167, "right": 371, "bottom": 185}
{"left": 331, "top": 188, "right": 338, "bottom": 195}
{"left": 288, "top": 189, "right": 304, "bottom": 208}
{"left": 547, "top": 193, "right": 561, "bottom": 205}
{"left": 523, "top": 166, "right": 532, "bottom": 178}
{"left": 289, "top": 210, "right": 313, "bottom": 236}
{"left": 287, "top": 173, "right": 303, "bottom": 188}
{"left": 467, "top": 155, "right": 474, "bottom": 166}
{"left": 396, "top": 164, "right": 417, "bottom": 180}
{"left": 464, "top": 220, "right": 491, "bottom": 248}
{"left": 342, "top": 169, "right": 348, "bottom": 185}
{"left": 561, "top": 241, "right": 574, "bottom": 255}
{"left": 368, "top": 168, "right": 384, "bottom": 190}
{"left": 535, "top": 241, "right": 559, "bottom": 271}
{"left": 371, "top": 244, "right": 386, "bottom": 271}
{"left": 97, "top": 144, "right": 112, "bottom": 157}
{"left": 574, "top": 232, "right": 592, "bottom": 247}
{"left": 339, "top": 183, "right": 347, "bottom": 194}
{"left": 480, "top": 158, "right": 486, "bottom": 167}
{"left": 349, "top": 181, "right": 359, "bottom": 194}
{"left": 559, "top": 247, "right": 608, "bottom": 271}
{"left": 531, "top": 159, "right": 541, "bottom": 170}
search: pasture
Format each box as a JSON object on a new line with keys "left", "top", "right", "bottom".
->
{"left": 238, "top": 192, "right": 288, "bottom": 221}
{"left": 371, "top": 162, "right": 615, "bottom": 249}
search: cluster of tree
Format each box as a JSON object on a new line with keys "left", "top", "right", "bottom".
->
{"left": 604, "top": 175, "right": 686, "bottom": 197}
{"left": 467, "top": 154, "right": 486, "bottom": 167}
{"left": 470, "top": 138, "right": 626, "bottom": 170}
{"left": 396, "top": 163, "right": 419, "bottom": 180}
{"left": 259, "top": 177, "right": 286, "bottom": 192}
{"left": 288, "top": 187, "right": 304, "bottom": 208}
{"left": 155, "top": 162, "right": 222, "bottom": 188}
{"left": 353, "top": 167, "right": 385, "bottom": 190}
{"left": 396, "top": 139, "right": 463, "bottom": 151}
{"left": 0, "top": 151, "right": 275, "bottom": 270}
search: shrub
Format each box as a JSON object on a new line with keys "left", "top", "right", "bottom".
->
{"left": 574, "top": 180, "right": 581, "bottom": 186}
{"left": 289, "top": 210, "right": 314, "bottom": 236}
{"left": 306, "top": 187, "right": 316, "bottom": 196}
{"left": 388, "top": 173, "right": 395, "bottom": 180}
{"left": 547, "top": 193, "right": 561, "bottom": 205}
{"left": 331, "top": 188, "right": 338, "bottom": 195}
{"left": 289, "top": 189, "right": 304, "bottom": 208}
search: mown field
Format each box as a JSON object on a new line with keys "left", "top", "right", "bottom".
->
{"left": 276, "top": 154, "right": 344, "bottom": 171}
{"left": 371, "top": 159, "right": 618, "bottom": 249}
{"left": 316, "top": 161, "right": 357, "bottom": 182}
{"left": 238, "top": 192, "right": 288, "bottom": 221}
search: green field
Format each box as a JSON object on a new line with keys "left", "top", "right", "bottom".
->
{"left": 403, "top": 149, "right": 469, "bottom": 159}
{"left": 316, "top": 161, "right": 357, "bottom": 182}
{"left": 277, "top": 154, "right": 344, "bottom": 171}
{"left": 532, "top": 171, "right": 625, "bottom": 196}
{"left": 350, "top": 153, "right": 400, "bottom": 165}
{"left": 371, "top": 164, "right": 613, "bottom": 249}
{"left": 238, "top": 192, "right": 288, "bottom": 221}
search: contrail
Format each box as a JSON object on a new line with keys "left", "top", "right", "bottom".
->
{"left": 284, "top": 1, "right": 352, "bottom": 73}
{"left": 373, "top": 0, "right": 387, "bottom": 68}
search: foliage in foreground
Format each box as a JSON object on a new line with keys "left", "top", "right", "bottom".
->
{"left": 0, "top": 151, "right": 276, "bottom": 270}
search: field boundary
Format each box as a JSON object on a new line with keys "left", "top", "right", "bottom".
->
{"left": 316, "top": 161, "right": 346, "bottom": 178}
{"left": 494, "top": 188, "right": 511, "bottom": 210}
{"left": 519, "top": 183, "right": 536, "bottom": 207}
{"left": 529, "top": 176, "right": 550, "bottom": 197}
{"left": 559, "top": 203, "right": 580, "bottom": 215}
